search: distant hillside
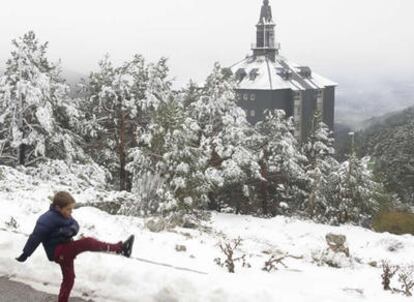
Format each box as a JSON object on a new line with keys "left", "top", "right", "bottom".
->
{"left": 334, "top": 72, "right": 414, "bottom": 129}
{"left": 333, "top": 122, "right": 353, "bottom": 162}
{"left": 61, "top": 69, "right": 84, "bottom": 85}
{"left": 356, "top": 106, "right": 414, "bottom": 155}
{"left": 354, "top": 106, "right": 414, "bottom": 204}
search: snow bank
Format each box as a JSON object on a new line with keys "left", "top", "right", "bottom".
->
{"left": 0, "top": 164, "right": 412, "bottom": 301}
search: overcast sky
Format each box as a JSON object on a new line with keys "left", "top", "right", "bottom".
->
{"left": 0, "top": 0, "right": 413, "bottom": 86}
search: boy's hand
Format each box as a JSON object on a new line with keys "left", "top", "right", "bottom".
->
{"left": 16, "top": 253, "right": 28, "bottom": 262}
{"left": 69, "top": 224, "right": 78, "bottom": 236}
{"left": 58, "top": 219, "right": 79, "bottom": 238}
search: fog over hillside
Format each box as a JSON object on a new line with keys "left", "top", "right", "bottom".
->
{"left": 334, "top": 71, "right": 414, "bottom": 129}
{"left": 61, "top": 69, "right": 84, "bottom": 86}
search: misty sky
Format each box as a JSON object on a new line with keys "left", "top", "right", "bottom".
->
{"left": 0, "top": 0, "right": 413, "bottom": 87}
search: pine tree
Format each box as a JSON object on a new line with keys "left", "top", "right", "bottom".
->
{"left": 188, "top": 63, "right": 260, "bottom": 213}
{"left": 127, "top": 94, "right": 208, "bottom": 215}
{"left": 327, "top": 136, "right": 381, "bottom": 225}
{"left": 0, "top": 31, "right": 84, "bottom": 166}
{"left": 81, "top": 55, "right": 131, "bottom": 190}
{"left": 303, "top": 113, "right": 339, "bottom": 221}
{"left": 253, "top": 109, "right": 308, "bottom": 216}
{"left": 80, "top": 55, "right": 169, "bottom": 190}
{"left": 182, "top": 80, "right": 203, "bottom": 108}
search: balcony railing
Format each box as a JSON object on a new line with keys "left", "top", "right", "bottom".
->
{"left": 251, "top": 42, "right": 280, "bottom": 50}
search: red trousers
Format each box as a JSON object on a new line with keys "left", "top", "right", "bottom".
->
{"left": 54, "top": 237, "right": 122, "bottom": 302}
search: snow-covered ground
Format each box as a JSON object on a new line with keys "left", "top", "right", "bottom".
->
{"left": 0, "top": 164, "right": 412, "bottom": 302}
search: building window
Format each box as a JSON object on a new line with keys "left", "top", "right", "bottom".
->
{"left": 294, "top": 103, "right": 301, "bottom": 117}
{"left": 294, "top": 120, "right": 301, "bottom": 139}
{"left": 243, "top": 93, "right": 248, "bottom": 101}
{"left": 277, "top": 68, "right": 292, "bottom": 80}
{"left": 317, "top": 89, "right": 323, "bottom": 97}
{"left": 316, "top": 89, "right": 324, "bottom": 114}
{"left": 293, "top": 96, "right": 302, "bottom": 139}
{"left": 250, "top": 110, "right": 256, "bottom": 117}
{"left": 293, "top": 90, "right": 302, "bottom": 117}
{"left": 249, "top": 68, "right": 259, "bottom": 81}
{"left": 235, "top": 68, "right": 247, "bottom": 82}
{"left": 250, "top": 94, "right": 256, "bottom": 101}
{"left": 298, "top": 66, "right": 312, "bottom": 78}
{"left": 293, "top": 90, "right": 301, "bottom": 100}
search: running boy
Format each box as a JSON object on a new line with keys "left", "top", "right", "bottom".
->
{"left": 16, "top": 191, "right": 134, "bottom": 302}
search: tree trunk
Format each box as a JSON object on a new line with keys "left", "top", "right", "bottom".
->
{"left": 18, "top": 144, "right": 25, "bottom": 166}
{"left": 208, "top": 192, "right": 219, "bottom": 211}
{"left": 260, "top": 159, "right": 269, "bottom": 216}
{"left": 234, "top": 186, "right": 240, "bottom": 214}
{"left": 17, "top": 93, "right": 25, "bottom": 166}
{"left": 307, "top": 192, "right": 316, "bottom": 218}
{"left": 118, "top": 107, "right": 127, "bottom": 191}
{"left": 125, "top": 170, "right": 132, "bottom": 192}
{"left": 261, "top": 180, "right": 268, "bottom": 216}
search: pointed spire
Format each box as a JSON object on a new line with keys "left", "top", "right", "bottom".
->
{"left": 253, "top": 0, "right": 279, "bottom": 61}
{"left": 259, "top": 0, "right": 273, "bottom": 24}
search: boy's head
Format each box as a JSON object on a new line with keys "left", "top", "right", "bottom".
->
{"left": 52, "top": 191, "right": 76, "bottom": 219}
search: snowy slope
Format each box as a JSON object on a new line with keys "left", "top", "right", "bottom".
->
{"left": 0, "top": 164, "right": 411, "bottom": 302}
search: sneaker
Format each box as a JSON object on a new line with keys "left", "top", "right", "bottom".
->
{"left": 121, "top": 235, "right": 135, "bottom": 257}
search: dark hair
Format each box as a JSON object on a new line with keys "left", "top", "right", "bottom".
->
{"left": 52, "top": 191, "right": 76, "bottom": 208}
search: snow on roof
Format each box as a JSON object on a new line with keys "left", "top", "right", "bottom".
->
{"left": 231, "top": 55, "right": 337, "bottom": 91}
{"left": 308, "top": 72, "right": 338, "bottom": 88}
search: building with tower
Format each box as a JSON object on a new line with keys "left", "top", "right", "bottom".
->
{"left": 231, "top": 0, "right": 336, "bottom": 140}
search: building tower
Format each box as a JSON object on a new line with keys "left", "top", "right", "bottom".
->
{"left": 231, "top": 0, "right": 337, "bottom": 141}
{"left": 253, "top": 0, "right": 279, "bottom": 61}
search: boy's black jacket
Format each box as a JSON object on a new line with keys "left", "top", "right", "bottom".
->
{"left": 22, "top": 205, "right": 79, "bottom": 261}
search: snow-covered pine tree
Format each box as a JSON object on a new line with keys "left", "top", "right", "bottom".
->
{"left": 0, "top": 76, "right": 12, "bottom": 162}
{"left": 188, "top": 63, "right": 260, "bottom": 214}
{"left": 0, "top": 31, "right": 84, "bottom": 166}
{"left": 127, "top": 92, "right": 208, "bottom": 215}
{"left": 326, "top": 143, "right": 381, "bottom": 225}
{"left": 182, "top": 80, "right": 203, "bottom": 108}
{"left": 302, "top": 112, "right": 339, "bottom": 222}
{"left": 81, "top": 55, "right": 133, "bottom": 190}
{"left": 80, "top": 54, "right": 167, "bottom": 191}
{"left": 253, "top": 109, "right": 308, "bottom": 216}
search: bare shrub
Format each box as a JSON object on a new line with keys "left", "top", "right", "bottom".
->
{"left": 5, "top": 217, "right": 18, "bottom": 229}
{"left": 398, "top": 267, "right": 414, "bottom": 296}
{"left": 381, "top": 260, "right": 399, "bottom": 291}
{"left": 263, "top": 255, "right": 288, "bottom": 272}
{"left": 262, "top": 253, "right": 302, "bottom": 272}
{"left": 214, "top": 237, "right": 250, "bottom": 273}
